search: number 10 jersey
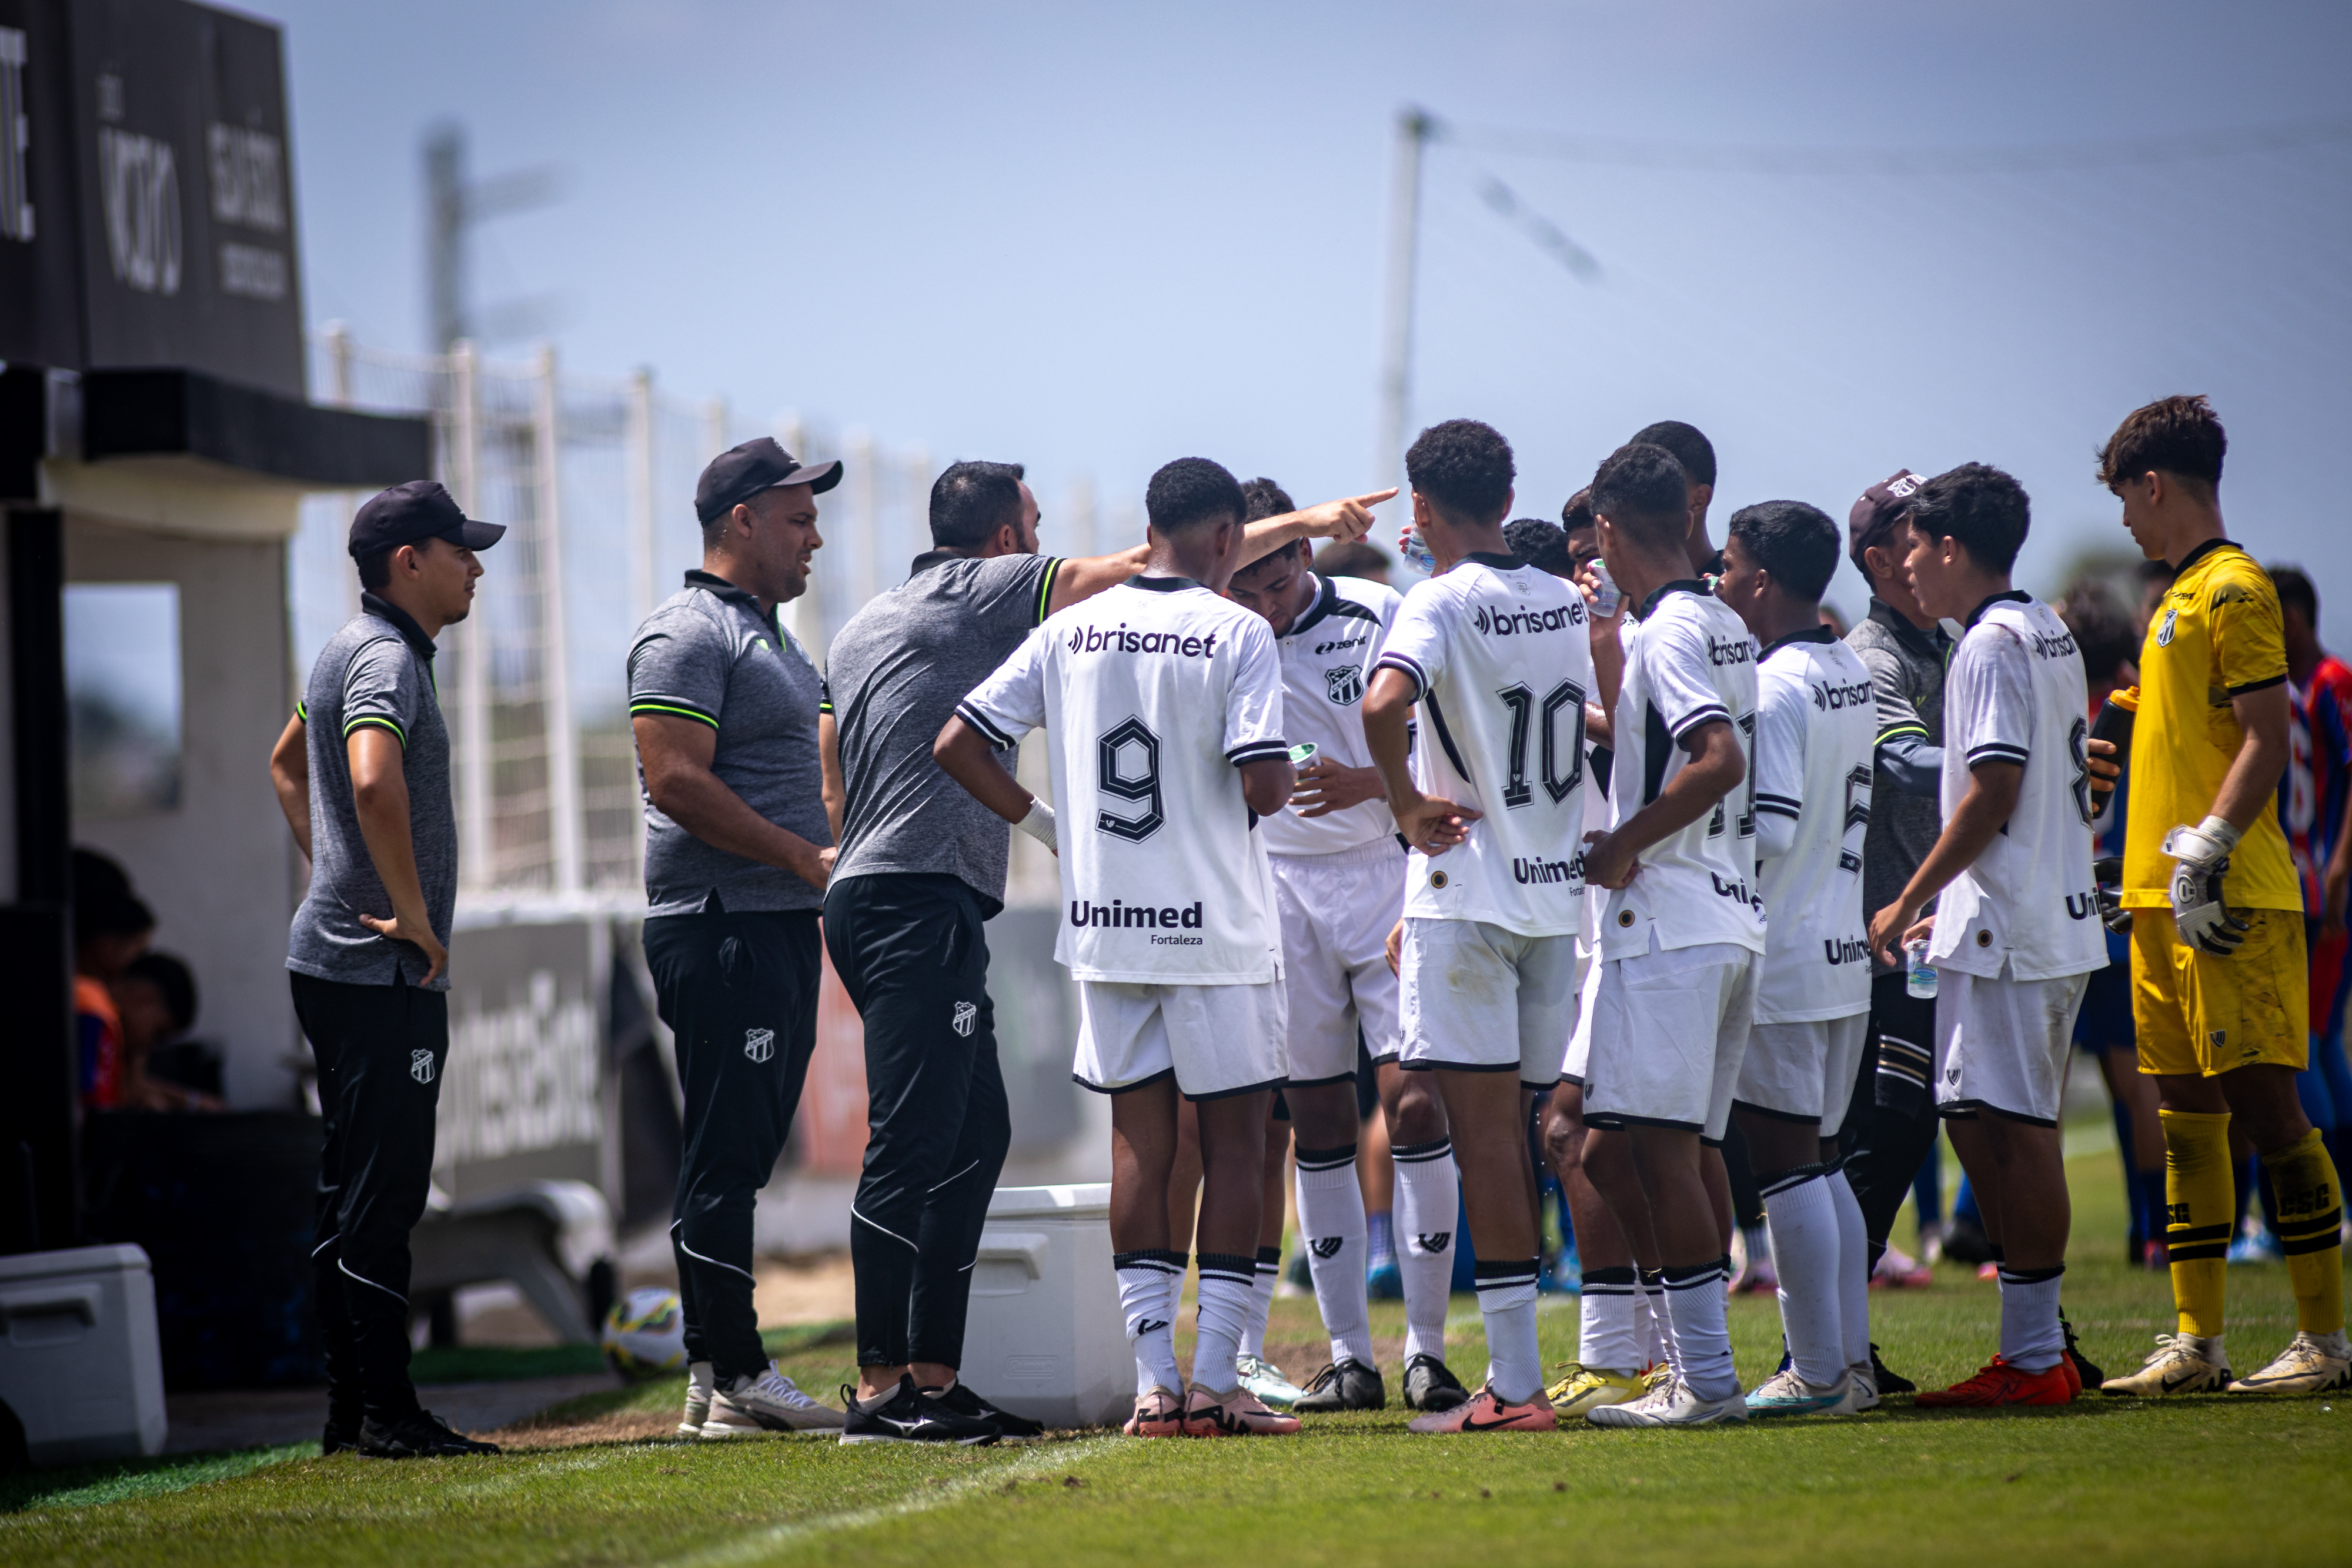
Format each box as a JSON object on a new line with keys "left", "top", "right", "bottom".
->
{"left": 1375, "top": 551, "right": 1596, "bottom": 937}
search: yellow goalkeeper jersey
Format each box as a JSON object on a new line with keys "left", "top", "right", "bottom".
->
{"left": 2120, "top": 538, "right": 2300, "bottom": 912}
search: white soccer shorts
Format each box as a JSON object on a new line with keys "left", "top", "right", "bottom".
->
{"left": 1397, "top": 917, "right": 1583, "bottom": 1087}
{"left": 1582, "top": 937, "right": 1758, "bottom": 1144}
{"left": 1932, "top": 968, "right": 2092, "bottom": 1127}
{"left": 1271, "top": 841, "right": 1406, "bottom": 1083}
{"left": 1558, "top": 939, "right": 1606, "bottom": 1087}
{"left": 1074, "top": 979, "right": 1289, "bottom": 1101}
{"left": 1733, "top": 1013, "right": 1870, "bottom": 1129}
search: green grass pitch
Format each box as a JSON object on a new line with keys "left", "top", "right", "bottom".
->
{"left": 5, "top": 1143, "right": 2346, "bottom": 1566}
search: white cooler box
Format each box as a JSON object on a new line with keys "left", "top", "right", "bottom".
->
{"left": 960, "top": 1184, "right": 1131, "bottom": 1429}
{"left": 0, "top": 1243, "right": 168, "bottom": 1464}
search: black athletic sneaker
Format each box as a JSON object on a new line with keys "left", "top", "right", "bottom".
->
{"left": 2060, "top": 1310, "right": 2105, "bottom": 1389}
{"left": 1401, "top": 1353, "right": 1469, "bottom": 1412}
{"left": 357, "top": 1409, "right": 501, "bottom": 1458}
{"left": 839, "top": 1376, "right": 1000, "bottom": 1446}
{"left": 924, "top": 1380, "right": 1044, "bottom": 1440}
{"left": 1868, "top": 1344, "right": 1916, "bottom": 1396}
{"left": 322, "top": 1409, "right": 363, "bottom": 1456}
{"left": 1292, "top": 1359, "right": 1386, "bottom": 1413}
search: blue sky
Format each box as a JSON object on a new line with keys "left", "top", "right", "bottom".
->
{"left": 263, "top": 0, "right": 2352, "bottom": 640}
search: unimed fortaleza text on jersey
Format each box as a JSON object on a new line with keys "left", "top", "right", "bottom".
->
{"left": 1261, "top": 573, "right": 1404, "bottom": 858}
{"left": 1751, "top": 627, "right": 1878, "bottom": 1023}
{"left": 1602, "top": 580, "right": 1768, "bottom": 960}
{"left": 955, "top": 576, "right": 1288, "bottom": 984}
{"left": 1926, "top": 591, "right": 2107, "bottom": 982}
{"left": 1374, "top": 551, "right": 1596, "bottom": 936}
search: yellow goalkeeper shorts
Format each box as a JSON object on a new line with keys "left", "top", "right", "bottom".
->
{"left": 2132, "top": 909, "right": 2307, "bottom": 1078}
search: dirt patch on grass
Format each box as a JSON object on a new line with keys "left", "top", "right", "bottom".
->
{"left": 482, "top": 1405, "right": 688, "bottom": 1450}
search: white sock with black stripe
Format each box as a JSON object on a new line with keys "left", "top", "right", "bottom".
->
{"left": 1473, "top": 1258, "right": 1542, "bottom": 1405}
{"left": 1826, "top": 1165, "right": 1872, "bottom": 1370}
{"left": 1295, "top": 1144, "right": 1376, "bottom": 1369}
{"left": 1663, "top": 1259, "right": 1738, "bottom": 1402}
{"left": 1759, "top": 1164, "right": 1843, "bottom": 1389}
{"left": 1997, "top": 1264, "right": 2066, "bottom": 1373}
{"left": 1191, "top": 1252, "right": 1259, "bottom": 1396}
{"left": 1239, "top": 1246, "right": 1281, "bottom": 1360}
{"left": 1577, "top": 1265, "right": 1640, "bottom": 1377}
{"left": 1639, "top": 1266, "right": 1673, "bottom": 1373}
{"left": 1392, "top": 1136, "right": 1458, "bottom": 1366}
{"left": 1114, "top": 1248, "right": 1185, "bottom": 1396}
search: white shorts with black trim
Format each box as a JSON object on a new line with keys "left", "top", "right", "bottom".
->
{"left": 1558, "top": 941, "right": 1606, "bottom": 1087}
{"left": 1733, "top": 1012, "right": 1870, "bottom": 1129}
{"left": 1582, "top": 937, "right": 1758, "bottom": 1144}
{"left": 1397, "top": 917, "right": 1583, "bottom": 1087}
{"left": 1932, "top": 968, "right": 2092, "bottom": 1127}
{"left": 1271, "top": 841, "right": 1406, "bottom": 1084}
{"left": 1074, "top": 979, "right": 1288, "bottom": 1101}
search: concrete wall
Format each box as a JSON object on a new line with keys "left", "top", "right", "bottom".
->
{"left": 64, "top": 514, "right": 300, "bottom": 1108}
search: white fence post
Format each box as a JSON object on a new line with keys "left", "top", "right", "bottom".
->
{"left": 535, "top": 342, "right": 584, "bottom": 897}
{"left": 450, "top": 339, "right": 493, "bottom": 891}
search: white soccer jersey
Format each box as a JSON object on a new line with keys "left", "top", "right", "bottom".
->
{"left": 1375, "top": 552, "right": 1596, "bottom": 937}
{"left": 957, "top": 576, "right": 1287, "bottom": 984}
{"left": 1261, "top": 573, "right": 1402, "bottom": 858}
{"left": 1925, "top": 591, "right": 2106, "bottom": 982}
{"left": 1601, "top": 580, "right": 1767, "bottom": 959}
{"left": 1751, "top": 628, "right": 1878, "bottom": 1023}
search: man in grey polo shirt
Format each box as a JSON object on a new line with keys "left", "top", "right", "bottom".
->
{"left": 268, "top": 479, "right": 505, "bottom": 1459}
{"left": 627, "top": 437, "right": 847, "bottom": 1437}
{"left": 821, "top": 460, "right": 1388, "bottom": 1442}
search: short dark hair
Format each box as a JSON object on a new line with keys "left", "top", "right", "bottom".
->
{"left": 1560, "top": 487, "right": 1594, "bottom": 535}
{"left": 2057, "top": 580, "right": 2137, "bottom": 682}
{"left": 1239, "top": 478, "right": 1295, "bottom": 523}
{"left": 2269, "top": 564, "right": 2318, "bottom": 627}
{"left": 1314, "top": 540, "right": 1391, "bottom": 579}
{"left": 930, "top": 460, "right": 1027, "bottom": 549}
{"left": 1405, "top": 419, "right": 1514, "bottom": 526}
{"left": 1145, "top": 457, "right": 1247, "bottom": 536}
{"left": 1588, "top": 443, "right": 1690, "bottom": 551}
{"left": 1727, "top": 501, "right": 1839, "bottom": 603}
{"left": 124, "top": 950, "right": 199, "bottom": 1034}
{"left": 2097, "top": 394, "right": 2225, "bottom": 492}
{"left": 358, "top": 546, "right": 395, "bottom": 591}
{"left": 1905, "top": 463, "right": 2030, "bottom": 573}
{"left": 1628, "top": 421, "right": 1716, "bottom": 488}
{"left": 1502, "top": 517, "right": 1573, "bottom": 577}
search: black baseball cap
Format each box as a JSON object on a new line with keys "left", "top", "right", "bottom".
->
{"left": 1847, "top": 469, "right": 1926, "bottom": 573}
{"left": 348, "top": 479, "right": 506, "bottom": 558}
{"left": 694, "top": 437, "right": 843, "bottom": 524}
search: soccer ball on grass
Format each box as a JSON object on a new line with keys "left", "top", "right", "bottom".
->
{"left": 600, "top": 1287, "right": 687, "bottom": 1378}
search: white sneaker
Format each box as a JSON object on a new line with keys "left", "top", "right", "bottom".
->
{"left": 701, "top": 1363, "right": 846, "bottom": 1435}
{"left": 1832, "top": 1360, "right": 1879, "bottom": 1413}
{"left": 1742, "top": 1366, "right": 1848, "bottom": 1417}
{"left": 2099, "top": 1333, "right": 2231, "bottom": 1398}
{"left": 679, "top": 1360, "right": 714, "bottom": 1437}
{"left": 1235, "top": 1353, "right": 1307, "bottom": 1409}
{"left": 2227, "top": 1332, "right": 2352, "bottom": 1395}
{"left": 1587, "top": 1375, "right": 1750, "bottom": 1427}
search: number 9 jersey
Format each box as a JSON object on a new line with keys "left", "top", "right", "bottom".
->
{"left": 1374, "top": 551, "right": 1596, "bottom": 937}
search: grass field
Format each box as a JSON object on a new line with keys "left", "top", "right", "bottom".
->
{"left": 6, "top": 1142, "right": 2346, "bottom": 1567}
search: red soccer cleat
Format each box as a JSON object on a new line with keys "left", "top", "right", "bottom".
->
{"left": 1916, "top": 1355, "right": 2075, "bottom": 1408}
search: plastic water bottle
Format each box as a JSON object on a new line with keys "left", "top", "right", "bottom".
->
{"left": 1287, "top": 742, "right": 1318, "bottom": 766}
{"left": 1905, "top": 938, "right": 1937, "bottom": 999}
{"left": 1401, "top": 528, "right": 1436, "bottom": 574}
{"left": 1589, "top": 557, "right": 1622, "bottom": 617}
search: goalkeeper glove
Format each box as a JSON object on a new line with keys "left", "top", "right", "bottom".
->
{"left": 2162, "top": 815, "right": 2250, "bottom": 957}
{"left": 2092, "top": 855, "right": 2131, "bottom": 935}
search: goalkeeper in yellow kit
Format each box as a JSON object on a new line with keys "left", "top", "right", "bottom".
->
{"left": 2094, "top": 396, "right": 2347, "bottom": 1397}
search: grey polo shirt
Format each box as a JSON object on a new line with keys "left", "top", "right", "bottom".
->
{"left": 824, "top": 550, "right": 1061, "bottom": 915}
{"left": 1846, "top": 596, "right": 1952, "bottom": 974}
{"left": 287, "top": 594, "right": 458, "bottom": 990}
{"left": 628, "top": 570, "right": 833, "bottom": 918}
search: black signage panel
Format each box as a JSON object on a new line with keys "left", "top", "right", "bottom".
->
{"left": 0, "top": 0, "right": 84, "bottom": 370}
{"left": 66, "top": 0, "right": 305, "bottom": 397}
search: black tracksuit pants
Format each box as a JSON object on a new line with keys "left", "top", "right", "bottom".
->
{"left": 823, "top": 874, "right": 1011, "bottom": 1371}
{"left": 643, "top": 908, "right": 821, "bottom": 1383}
{"left": 290, "top": 971, "right": 447, "bottom": 1422}
{"left": 1837, "top": 971, "right": 1944, "bottom": 1267}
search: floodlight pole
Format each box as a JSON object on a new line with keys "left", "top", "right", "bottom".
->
{"left": 1375, "top": 106, "right": 1434, "bottom": 497}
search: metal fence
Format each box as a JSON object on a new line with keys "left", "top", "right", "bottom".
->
{"left": 292, "top": 330, "right": 984, "bottom": 912}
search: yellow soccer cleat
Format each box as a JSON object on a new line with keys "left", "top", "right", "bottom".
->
{"left": 1546, "top": 1362, "right": 1645, "bottom": 1419}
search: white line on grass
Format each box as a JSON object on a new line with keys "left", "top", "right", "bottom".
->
{"left": 653, "top": 1436, "right": 1121, "bottom": 1568}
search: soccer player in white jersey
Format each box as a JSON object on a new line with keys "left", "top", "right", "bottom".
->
{"left": 1576, "top": 442, "right": 1766, "bottom": 1428}
{"left": 1866, "top": 464, "right": 2106, "bottom": 1407}
{"left": 1713, "top": 501, "right": 1881, "bottom": 1417}
{"left": 938, "top": 457, "right": 1301, "bottom": 1438}
{"left": 1363, "top": 420, "right": 1599, "bottom": 1434}
{"left": 1227, "top": 484, "right": 1474, "bottom": 1415}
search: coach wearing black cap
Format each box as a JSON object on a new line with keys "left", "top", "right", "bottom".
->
{"left": 627, "top": 437, "right": 850, "bottom": 1437}
{"left": 268, "top": 479, "right": 505, "bottom": 1458}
